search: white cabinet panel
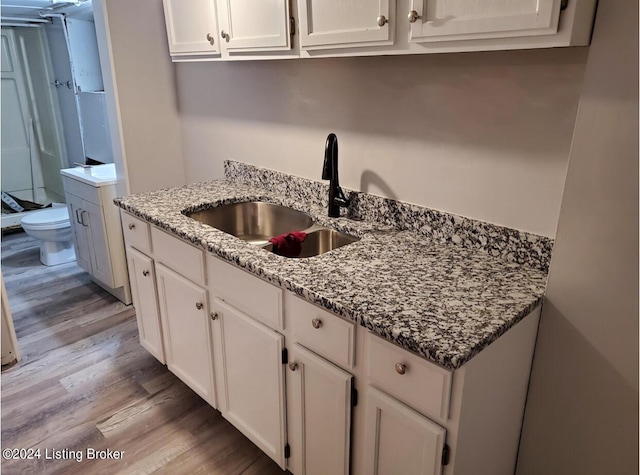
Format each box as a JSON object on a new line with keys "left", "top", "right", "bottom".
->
{"left": 298, "top": 0, "right": 394, "bottom": 49}
{"left": 364, "top": 387, "right": 446, "bottom": 475}
{"left": 156, "top": 264, "right": 215, "bottom": 406}
{"left": 218, "top": 0, "right": 291, "bottom": 52}
{"left": 127, "top": 247, "right": 164, "bottom": 364}
{"left": 163, "top": 0, "right": 220, "bottom": 55}
{"left": 287, "top": 344, "right": 352, "bottom": 475}
{"left": 409, "top": 0, "right": 562, "bottom": 42}
{"left": 212, "top": 298, "right": 287, "bottom": 469}
{"left": 66, "top": 194, "right": 92, "bottom": 273}
{"left": 82, "top": 199, "right": 114, "bottom": 287}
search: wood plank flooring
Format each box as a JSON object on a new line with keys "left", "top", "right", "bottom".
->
{"left": 1, "top": 231, "right": 286, "bottom": 475}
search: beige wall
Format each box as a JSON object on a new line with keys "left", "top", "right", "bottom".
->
{"left": 517, "top": 1, "right": 639, "bottom": 473}
{"left": 176, "top": 48, "right": 587, "bottom": 237}
{"left": 94, "top": 0, "right": 185, "bottom": 195}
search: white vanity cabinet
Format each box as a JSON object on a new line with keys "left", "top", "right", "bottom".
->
{"left": 207, "top": 254, "right": 288, "bottom": 469}
{"left": 285, "top": 293, "right": 357, "bottom": 475}
{"left": 120, "top": 208, "right": 544, "bottom": 475}
{"left": 62, "top": 167, "right": 130, "bottom": 304}
{"left": 162, "top": 0, "right": 220, "bottom": 58}
{"left": 120, "top": 211, "right": 215, "bottom": 407}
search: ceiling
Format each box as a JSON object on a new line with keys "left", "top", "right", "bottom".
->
{"left": 1, "top": 0, "right": 92, "bottom": 25}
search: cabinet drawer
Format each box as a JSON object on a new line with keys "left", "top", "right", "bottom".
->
{"left": 366, "top": 332, "right": 452, "bottom": 423}
{"left": 286, "top": 293, "right": 355, "bottom": 369}
{"left": 207, "top": 255, "right": 282, "bottom": 331}
{"left": 62, "top": 176, "right": 101, "bottom": 205}
{"left": 121, "top": 212, "right": 152, "bottom": 254}
{"left": 151, "top": 227, "right": 206, "bottom": 286}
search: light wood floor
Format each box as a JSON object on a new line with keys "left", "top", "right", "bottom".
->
{"left": 1, "top": 231, "right": 286, "bottom": 475}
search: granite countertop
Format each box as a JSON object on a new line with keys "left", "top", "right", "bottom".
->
{"left": 115, "top": 178, "right": 548, "bottom": 370}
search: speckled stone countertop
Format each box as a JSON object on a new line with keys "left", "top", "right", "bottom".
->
{"left": 115, "top": 170, "right": 548, "bottom": 370}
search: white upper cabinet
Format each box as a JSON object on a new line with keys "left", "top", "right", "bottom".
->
{"left": 408, "top": 0, "right": 562, "bottom": 43}
{"left": 163, "top": 0, "right": 220, "bottom": 56}
{"left": 298, "top": 0, "right": 395, "bottom": 50}
{"left": 217, "top": 0, "right": 292, "bottom": 53}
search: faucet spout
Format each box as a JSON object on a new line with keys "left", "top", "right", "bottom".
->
{"left": 322, "top": 133, "right": 350, "bottom": 218}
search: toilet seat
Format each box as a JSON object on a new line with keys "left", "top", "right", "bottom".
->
{"left": 21, "top": 207, "right": 70, "bottom": 230}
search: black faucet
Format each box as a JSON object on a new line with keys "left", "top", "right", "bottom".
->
{"left": 322, "top": 133, "right": 350, "bottom": 218}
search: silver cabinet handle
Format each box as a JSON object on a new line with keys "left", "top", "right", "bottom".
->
{"left": 221, "top": 30, "right": 230, "bottom": 42}
{"left": 195, "top": 302, "right": 204, "bottom": 310}
{"left": 408, "top": 10, "right": 422, "bottom": 23}
{"left": 289, "top": 362, "right": 298, "bottom": 371}
{"left": 206, "top": 33, "right": 214, "bottom": 45}
{"left": 395, "top": 363, "right": 407, "bottom": 375}
{"left": 80, "top": 210, "right": 88, "bottom": 227}
{"left": 142, "top": 270, "right": 149, "bottom": 277}
{"left": 128, "top": 223, "right": 135, "bottom": 230}
{"left": 311, "top": 318, "right": 322, "bottom": 329}
{"left": 377, "top": 15, "right": 388, "bottom": 27}
{"left": 210, "top": 312, "right": 218, "bottom": 321}
{"left": 75, "top": 209, "right": 82, "bottom": 224}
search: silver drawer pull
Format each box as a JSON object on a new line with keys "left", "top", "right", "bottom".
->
{"left": 395, "top": 363, "right": 407, "bottom": 375}
{"left": 377, "top": 15, "right": 388, "bottom": 27}
{"left": 408, "top": 10, "right": 422, "bottom": 23}
{"left": 288, "top": 362, "right": 298, "bottom": 371}
{"left": 210, "top": 312, "right": 218, "bottom": 321}
{"left": 128, "top": 223, "right": 135, "bottom": 230}
{"left": 142, "top": 270, "right": 149, "bottom": 277}
{"left": 195, "top": 302, "right": 203, "bottom": 310}
{"left": 312, "top": 318, "right": 322, "bottom": 329}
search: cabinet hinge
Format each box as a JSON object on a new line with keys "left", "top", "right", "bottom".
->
{"left": 560, "top": 0, "right": 568, "bottom": 11}
{"left": 351, "top": 387, "right": 358, "bottom": 407}
{"left": 281, "top": 347, "right": 288, "bottom": 364}
{"left": 284, "top": 443, "right": 291, "bottom": 459}
{"left": 441, "top": 444, "right": 450, "bottom": 466}
{"left": 289, "top": 16, "right": 295, "bottom": 36}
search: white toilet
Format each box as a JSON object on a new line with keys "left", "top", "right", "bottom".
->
{"left": 21, "top": 206, "right": 76, "bottom": 266}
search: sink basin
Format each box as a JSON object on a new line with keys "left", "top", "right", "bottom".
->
{"left": 186, "top": 202, "right": 314, "bottom": 246}
{"left": 265, "top": 228, "right": 359, "bottom": 258}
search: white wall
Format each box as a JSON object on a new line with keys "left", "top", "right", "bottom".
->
{"left": 93, "top": 0, "right": 185, "bottom": 195}
{"left": 517, "top": 1, "right": 639, "bottom": 473}
{"left": 176, "top": 48, "right": 587, "bottom": 237}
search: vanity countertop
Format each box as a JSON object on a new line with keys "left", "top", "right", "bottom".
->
{"left": 114, "top": 178, "right": 547, "bottom": 370}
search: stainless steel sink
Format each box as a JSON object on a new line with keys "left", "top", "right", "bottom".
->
{"left": 264, "top": 228, "right": 360, "bottom": 258}
{"left": 297, "top": 228, "right": 359, "bottom": 258}
{"left": 186, "top": 202, "right": 314, "bottom": 246}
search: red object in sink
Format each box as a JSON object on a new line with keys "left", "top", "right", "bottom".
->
{"left": 269, "top": 231, "right": 307, "bottom": 257}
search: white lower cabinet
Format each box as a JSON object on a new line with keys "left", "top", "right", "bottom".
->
{"left": 287, "top": 343, "right": 353, "bottom": 475}
{"left": 127, "top": 247, "right": 164, "bottom": 364}
{"left": 211, "top": 297, "right": 287, "bottom": 469}
{"left": 156, "top": 263, "right": 215, "bottom": 407}
{"left": 364, "top": 386, "right": 446, "bottom": 475}
{"left": 122, "top": 211, "right": 542, "bottom": 475}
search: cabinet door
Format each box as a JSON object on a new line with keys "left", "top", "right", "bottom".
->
{"left": 217, "top": 0, "right": 291, "bottom": 52}
{"left": 82, "top": 199, "right": 114, "bottom": 288}
{"left": 212, "top": 298, "right": 286, "bottom": 469}
{"left": 156, "top": 264, "right": 215, "bottom": 407}
{"left": 66, "top": 195, "right": 92, "bottom": 273}
{"left": 408, "top": 0, "right": 562, "bottom": 43}
{"left": 298, "top": 0, "right": 394, "bottom": 50}
{"left": 127, "top": 247, "right": 164, "bottom": 364}
{"left": 364, "top": 387, "right": 446, "bottom": 475}
{"left": 287, "top": 343, "right": 352, "bottom": 475}
{"left": 163, "top": 0, "right": 220, "bottom": 55}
